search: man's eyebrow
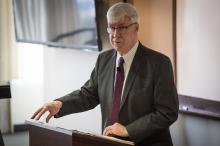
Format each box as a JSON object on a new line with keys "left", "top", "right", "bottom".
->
{"left": 109, "top": 24, "right": 126, "bottom": 27}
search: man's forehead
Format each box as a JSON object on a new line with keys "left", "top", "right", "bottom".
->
{"left": 108, "top": 17, "right": 130, "bottom": 26}
{"left": 108, "top": 16, "right": 129, "bottom": 26}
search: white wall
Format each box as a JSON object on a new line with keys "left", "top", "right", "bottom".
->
{"left": 43, "top": 46, "right": 101, "bottom": 133}
{"left": 177, "top": 0, "right": 220, "bottom": 101}
{"left": 173, "top": 0, "right": 220, "bottom": 146}
{"left": 10, "top": 43, "right": 44, "bottom": 127}
{"left": 10, "top": 42, "right": 102, "bottom": 133}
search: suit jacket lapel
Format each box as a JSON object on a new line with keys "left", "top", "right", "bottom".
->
{"left": 120, "top": 44, "right": 144, "bottom": 110}
{"left": 106, "top": 51, "right": 117, "bottom": 114}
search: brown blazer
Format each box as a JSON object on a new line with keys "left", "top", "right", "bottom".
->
{"left": 56, "top": 42, "right": 179, "bottom": 146}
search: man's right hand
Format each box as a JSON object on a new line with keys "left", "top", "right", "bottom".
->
{"left": 31, "top": 100, "right": 63, "bottom": 123}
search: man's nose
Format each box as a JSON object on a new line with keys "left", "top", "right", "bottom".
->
{"left": 113, "top": 28, "right": 120, "bottom": 37}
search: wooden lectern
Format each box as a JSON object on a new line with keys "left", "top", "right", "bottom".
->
{"left": 26, "top": 120, "right": 135, "bottom": 146}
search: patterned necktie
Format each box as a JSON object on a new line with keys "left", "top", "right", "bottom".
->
{"left": 108, "top": 57, "right": 125, "bottom": 125}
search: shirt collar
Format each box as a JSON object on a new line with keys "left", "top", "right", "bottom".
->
{"left": 116, "top": 41, "right": 139, "bottom": 67}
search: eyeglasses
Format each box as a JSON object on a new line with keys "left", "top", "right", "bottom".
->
{"left": 107, "top": 22, "right": 137, "bottom": 34}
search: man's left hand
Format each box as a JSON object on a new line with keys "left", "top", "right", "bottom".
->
{"left": 103, "top": 123, "right": 129, "bottom": 137}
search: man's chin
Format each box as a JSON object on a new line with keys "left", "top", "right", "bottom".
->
{"left": 113, "top": 44, "right": 122, "bottom": 49}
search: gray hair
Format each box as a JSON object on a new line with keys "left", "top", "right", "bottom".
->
{"left": 106, "top": 2, "right": 139, "bottom": 24}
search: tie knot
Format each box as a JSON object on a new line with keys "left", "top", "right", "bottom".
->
{"left": 118, "top": 57, "right": 124, "bottom": 67}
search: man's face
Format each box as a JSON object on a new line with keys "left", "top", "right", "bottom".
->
{"left": 107, "top": 18, "right": 138, "bottom": 55}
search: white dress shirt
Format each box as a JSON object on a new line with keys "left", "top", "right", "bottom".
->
{"left": 115, "top": 41, "right": 139, "bottom": 100}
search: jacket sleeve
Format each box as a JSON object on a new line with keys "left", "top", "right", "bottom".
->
{"left": 126, "top": 56, "right": 179, "bottom": 143}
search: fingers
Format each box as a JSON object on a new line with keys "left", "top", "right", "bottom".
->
{"left": 103, "top": 126, "right": 111, "bottom": 136}
{"left": 46, "top": 113, "right": 53, "bottom": 123}
{"left": 35, "top": 107, "right": 47, "bottom": 120}
{"left": 31, "top": 101, "right": 62, "bottom": 123}
{"left": 31, "top": 106, "right": 47, "bottom": 121}
{"left": 31, "top": 107, "right": 43, "bottom": 119}
{"left": 103, "top": 123, "right": 128, "bottom": 137}
{"left": 103, "top": 123, "right": 118, "bottom": 136}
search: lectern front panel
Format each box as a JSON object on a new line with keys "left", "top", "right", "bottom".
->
{"left": 29, "top": 125, "right": 72, "bottom": 146}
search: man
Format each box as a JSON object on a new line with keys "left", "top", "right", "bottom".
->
{"left": 32, "top": 2, "right": 178, "bottom": 146}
